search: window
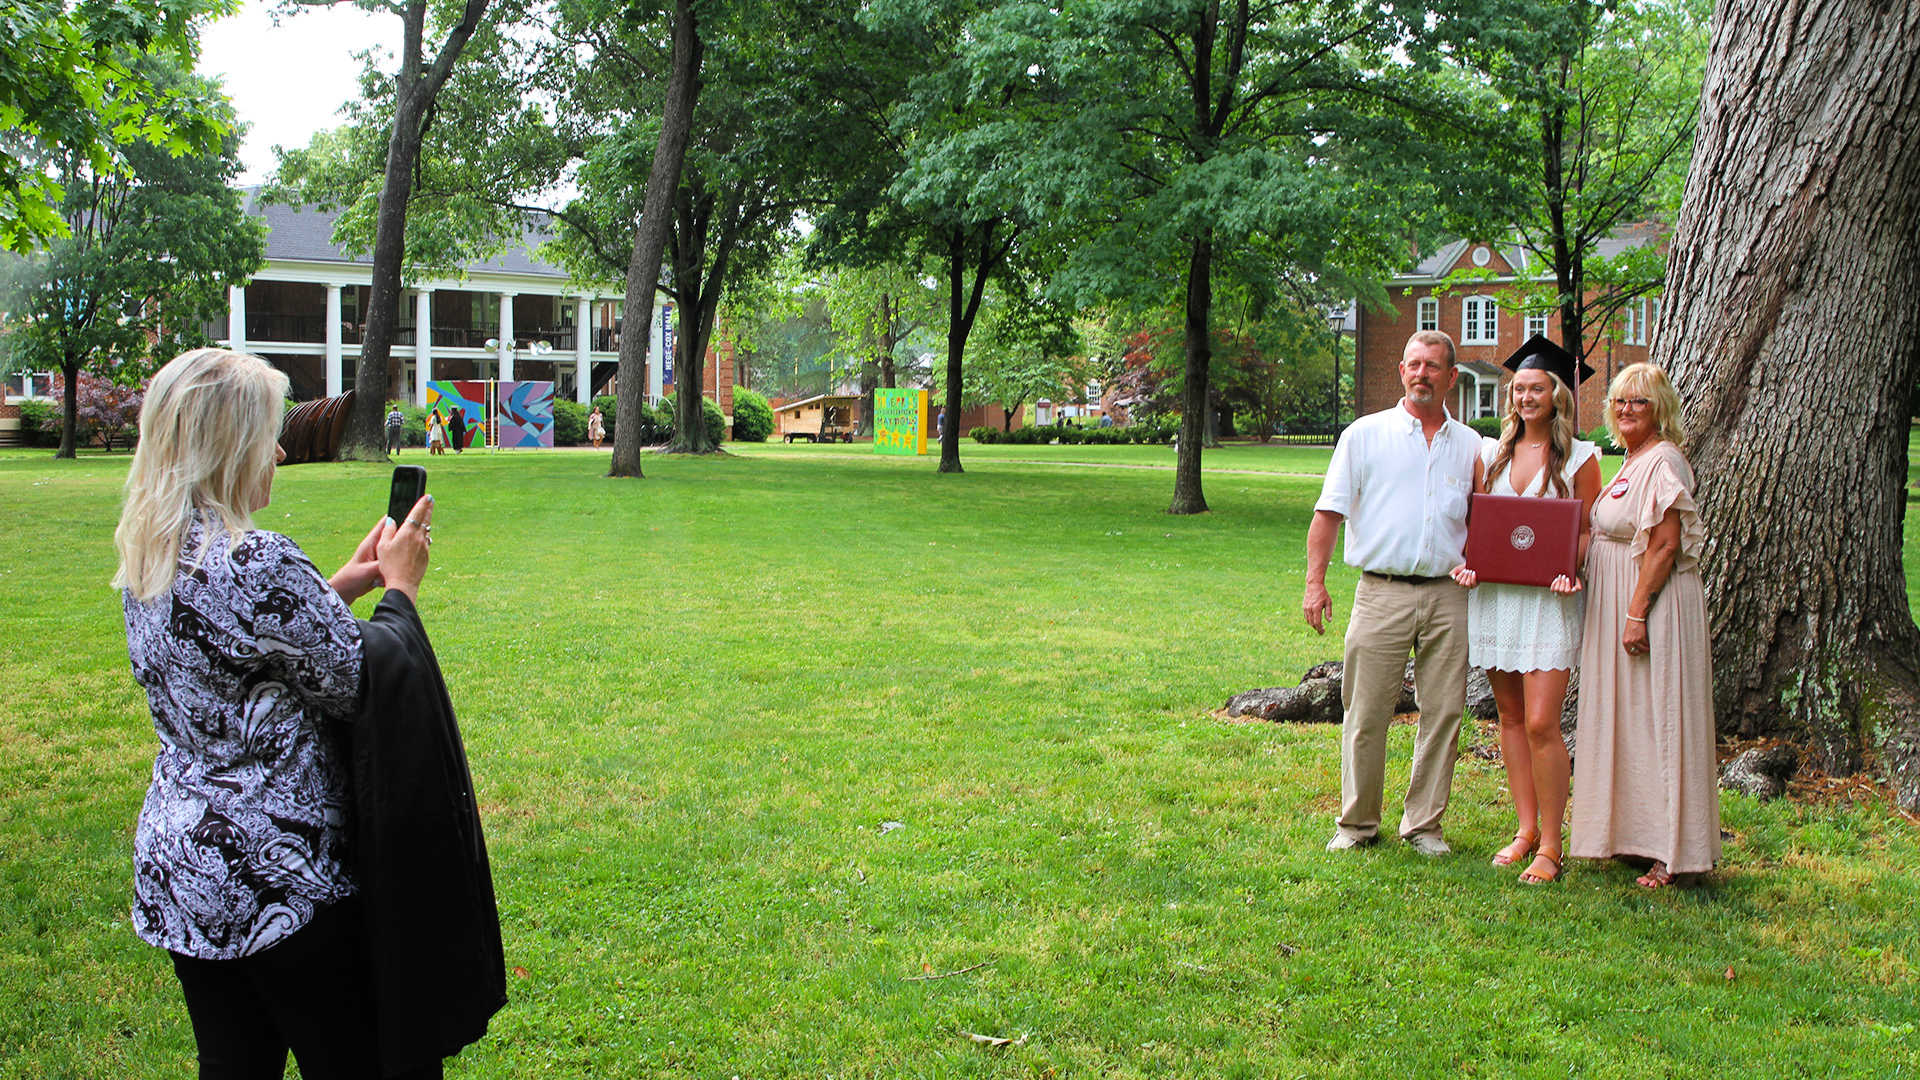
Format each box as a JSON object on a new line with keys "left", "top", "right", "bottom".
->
{"left": 1462, "top": 296, "right": 1498, "bottom": 345}
{"left": 1477, "top": 381, "right": 1495, "bottom": 417}
{"left": 1417, "top": 297, "right": 1438, "bottom": 331}
{"left": 1624, "top": 298, "right": 1651, "bottom": 346}
{"left": 1525, "top": 311, "right": 1549, "bottom": 339}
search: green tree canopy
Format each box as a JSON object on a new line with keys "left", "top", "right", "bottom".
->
{"left": 0, "top": 0, "right": 234, "bottom": 252}
{"left": 0, "top": 56, "right": 263, "bottom": 456}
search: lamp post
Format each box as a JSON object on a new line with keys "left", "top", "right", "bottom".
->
{"left": 1327, "top": 306, "right": 1348, "bottom": 431}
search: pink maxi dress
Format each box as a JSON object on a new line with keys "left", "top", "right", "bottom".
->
{"left": 1569, "top": 440, "right": 1722, "bottom": 873}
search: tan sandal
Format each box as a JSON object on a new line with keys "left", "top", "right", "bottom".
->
{"left": 1491, "top": 830, "right": 1539, "bottom": 868}
{"left": 1519, "top": 850, "right": 1562, "bottom": 885}
{"left": 1635, "top": 861, "right": 1674, "bottom": 889}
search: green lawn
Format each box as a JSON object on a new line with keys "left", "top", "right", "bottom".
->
{"left": 2, "top": 442, "right": 1917, "bottom": 1078}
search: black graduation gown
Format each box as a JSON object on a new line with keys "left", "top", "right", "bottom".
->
{"left": 352, "top": 591, "right": 506, "bottom": 1077}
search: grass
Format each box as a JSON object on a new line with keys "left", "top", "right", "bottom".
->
{"left": 2, "top": 440, "right": 1918, "bottom": 1078}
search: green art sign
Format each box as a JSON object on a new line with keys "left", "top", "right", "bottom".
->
{"left": 873, "top": 388, "right": 929, "bottom": 455}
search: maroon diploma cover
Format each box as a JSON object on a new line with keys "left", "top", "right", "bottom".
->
{"left": 1465, "top": 494, "right": 1581, "bottom": 587}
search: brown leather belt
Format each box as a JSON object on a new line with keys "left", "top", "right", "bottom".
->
{"left": 1363, "top": 571, "right": 1449, "bottom": 585}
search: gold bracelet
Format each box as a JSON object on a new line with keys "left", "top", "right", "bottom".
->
{"left": 1625, "top": 614, "right": 1647, "bottom": 622}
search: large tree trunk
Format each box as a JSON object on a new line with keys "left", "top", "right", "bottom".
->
{"left": 340, "top": 0, "right": 490, "bottom": 462}
{"left": 55, "top": 359, "right": 79, "bottom": 459}
{"left": 939, "top": 227, "right": 968, "bottom": 474}
{"left": 1169, "top": 231, "right": 1211, "bottom": 514}
{"left": 1662, "top": 0, "right": 1920, "bottom": 807}
{"left": 609, "top": 0, "right": 702, "bottom": 477}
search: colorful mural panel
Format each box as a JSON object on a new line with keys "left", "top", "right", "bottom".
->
{"left": 873, "top": 388, "right": 928, "bottom": 455}
{"left": 497, "top": 380, "right": 555, "bottom": 448}
{"left": 424, "top": 381, "right": 487, "bottom": 449}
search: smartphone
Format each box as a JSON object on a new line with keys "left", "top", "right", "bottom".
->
{"left": 386, "top": 465, "right": 427, "bottom": 525}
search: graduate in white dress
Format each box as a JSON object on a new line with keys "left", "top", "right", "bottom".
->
{"left": 1450, "top": 336, "right": 1601, "bottom": 884}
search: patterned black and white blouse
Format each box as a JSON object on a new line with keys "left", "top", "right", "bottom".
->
{"left": 124, "top": 517, "right": 364, "bottom": 959}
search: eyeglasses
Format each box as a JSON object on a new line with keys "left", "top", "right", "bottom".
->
{"left": 1609, "top": 397, "right": 1652, "bottom": 411}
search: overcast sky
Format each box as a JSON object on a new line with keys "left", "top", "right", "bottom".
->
{"left": 197, "top": 0, "right": 391, "bottom": 184}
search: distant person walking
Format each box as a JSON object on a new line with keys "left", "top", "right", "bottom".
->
{"left": 587, "top": 406, "right": 605, "bottom": 449}
{"left": 1305, "top": 329, "right": 1481, "bottom": 857}
{"left": 448, "top": 407, "right": 467, "bottom": 454}
{"left": 386, "top": 405, "right": 405, "bottom": 455}
{"left": 427, "top": 409, "right": 446, "bottom": 456}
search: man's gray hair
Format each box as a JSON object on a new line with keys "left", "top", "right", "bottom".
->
{"left": 1406, "top": 329, "right": 1456, "bottom": 367}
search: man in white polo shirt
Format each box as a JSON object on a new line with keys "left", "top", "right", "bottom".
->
{"left": 1304, "top": 329, "right": 1482, "bottom": 855}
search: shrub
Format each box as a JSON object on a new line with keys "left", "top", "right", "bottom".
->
{"left": 1005, "top": 425, "right": 1056, "bottom": 445}
{"left": 1586, "top": 424, "right": 1622, "bottom": 454}
{"left": 731, "top": 387, "right": 774, "bottom": 442}
{"left": 45, "top": 373, "right": 142, "bottom": 451}
{"left": 1126, "top": 414, "right": 1178, "bottom": 444}
{"left": 552, "top": 399, "right": 587, "bottom": 446}
{"left": 968, "top": 425, "right": 999, "bottom": 444}
{"left": 1082, "top": 426, "right": 1131, "bottom": 445}
{"left": 1056, "top": 425, "right": 1086, "bottom": 444}
{"left": 16, "top": 400, "right": 58, "bottom": 447}
{"left": 1468, "top": 416, "right": 1504, "bottom": 439}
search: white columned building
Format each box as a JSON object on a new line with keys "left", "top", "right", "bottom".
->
{"left": 414, "top": 288, "right": 433, "bottom": 405}
{"left": 324, "top": 284, "right": 343, "bottom": 397}
{"left": 573, "top": 297, "right": 591, "bottom": 404}
{"left": 228, "top": 285, "right": 247, "bottom": 355}
{"left": 497, "top": 292, "right": 516, "bottom": 383}
{"left": 647, "top": 302, "right": 666, "bottom": 401}
{"left": 221, "top": 191, "right": 661, "bottom": 406}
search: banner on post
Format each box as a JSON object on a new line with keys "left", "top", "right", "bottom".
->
{"left": 873, "top": 388, "right": 929, "bottom": 455}
{"left": 496, "top": 380, "right": 555, "bottom": 448}
{"left": 424, "top": 381, "right": 486, "bottom": 449}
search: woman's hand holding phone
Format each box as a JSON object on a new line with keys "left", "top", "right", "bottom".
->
{"left": 378, "top": 494, "right": 434, "bottom": 602}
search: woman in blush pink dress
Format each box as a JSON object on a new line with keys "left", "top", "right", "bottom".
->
{"left": 1570, "top": 362, "right": 1720, "bottom": 888}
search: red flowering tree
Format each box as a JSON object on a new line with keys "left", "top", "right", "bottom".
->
{"left": 44, "top": 373, "right": 143, "bottom": 452}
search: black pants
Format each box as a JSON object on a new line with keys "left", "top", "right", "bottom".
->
{"left": 170, "top": 899, "right": 442, "bottom": 1080}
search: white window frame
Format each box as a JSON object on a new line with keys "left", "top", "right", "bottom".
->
{"left": 1525, "top": 311, "right": 1549, "bottom": 339}
{"left": 1461, "top": 296, "right": 1498, "bottom": 345}
{"left": 1624, "top": 298, "right": 1650, "bottom": 346}
{"left": 1476, "top": 380, "right": 1495, "bottom": 418}
{"left": 1416, "top": 297, "right": 1439, "bottom": 332}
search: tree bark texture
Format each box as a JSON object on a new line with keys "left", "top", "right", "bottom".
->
{"left": 1661, "top": 0, "right": 1920, "bottom": 806}
{"left": 56, "top": 358, "right": 79, "bottom": 459}
{"left": 938, "top": 223, "right": 1000, "bottom": 475}
{"left": 609, "top": 0, "right": 702, "bottom": 477}
{"left": 340, "top": 0, "right": 490, "bottom": 462}
{"left": 1169, "top": 231, "right": 1212, "bottom": 514}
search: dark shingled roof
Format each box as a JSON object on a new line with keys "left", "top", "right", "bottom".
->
{"left": 243, "top": 189, "right": 571, "bottom": 280}
{"left": 1405, "top": 227, "right": 1663, "bottom": 279}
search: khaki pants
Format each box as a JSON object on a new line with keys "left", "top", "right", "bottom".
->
{"left": 1335, "top": 575, "right": 1469, "bottom": 842}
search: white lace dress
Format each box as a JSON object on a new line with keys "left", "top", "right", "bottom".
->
{"left": 1466, "top": 438, "right": 1598, "bottom": 672}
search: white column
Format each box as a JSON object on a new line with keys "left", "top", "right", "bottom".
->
{"left": 324, "top": 284, "right": 343, "bottom": 398}
{"left": 574, "top": 297, "right": 591, "bottom": 403}
{"left": 21, "top": 373, "right": 33, "bottom": 399}
{"left": 414, "top": 288, "right": 433, "bottom": 406}
{"left": 497, "top": 292, "right": 516, "bottom": 383}
{"left": 646, "top": 296, "right": 665, "bottom": 402}
{"left": 228, "top": 285, "right": 247, "bottom": 353}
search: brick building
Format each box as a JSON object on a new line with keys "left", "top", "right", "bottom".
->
{"left": 1355, "top": 234, "right": 1663, "bottom": 433}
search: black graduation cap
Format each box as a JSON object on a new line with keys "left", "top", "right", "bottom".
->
{"left": 1502, "top": 334, "right": 1595, "bottom": 398}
